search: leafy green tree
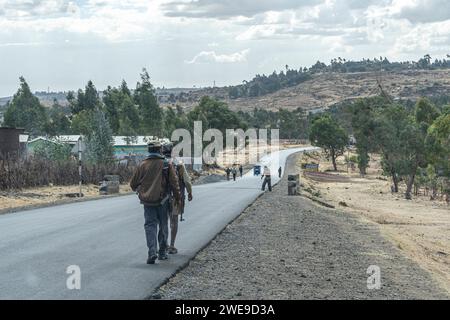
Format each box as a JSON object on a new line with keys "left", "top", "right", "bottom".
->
{"left": 187, "top": 96, "right": 245, "bottom": 133}
{"left": 415, "top": 98, "right": 440, "bottom": 129}
{"left": 46, "top": 99, "right": 71, "bottom": 136}
{"left": 85, "top": 108, "right": 114, "bottom": 164}
{"left": 426, "top": 112, "right": 450, "bottom": 183}
{"left": 278, "top": 108, "right": 307, "bottom": 139}
{"left": 371, "top": 102, "right": 431, "bottom": 199}
{"left": 33, "top": 140, "right": 72, "bottom": 162}
{"left": 102, "top": 86, "right": 122, "bottom": 134}
{"left": 70, "top": 110, "right": 93, "bottom": 135}
{"left": 134, "top": 68, "right": 163, "bottom": 136}
{"left": 309, "top": 114, "right": 348, "bottom": 171}
{"left": 4, "top": 77, "right": 48, "bottom": 135}
{"left": 118, "top": 117, "right": 138, "bottom": 145}
{"left": 164, "top": 106, "right": 178, "bottom": 137}
{"left": 68, "top": 80, "right": 101, "bottom": 115}
{"left": 396, "top": 116, "right": 427, "bottom": 199}
{"left": 372, "top": 104, "right": 407, "bottom": 193}
{"left": 351, "top": 96, "right": 388, "bottom": 175}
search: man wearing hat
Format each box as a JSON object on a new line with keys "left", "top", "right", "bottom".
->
{"left": 130, "top": 140, "right": 181, "bottom": 264}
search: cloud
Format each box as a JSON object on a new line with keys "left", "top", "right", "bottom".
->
{"left": 391, "top": 0, "right": 450, "bottom": 23}
{"left": 0, "top": 0, "right": 167, "bottom": 42}
{"left": 161, "top": 0, "right": 321, "bottom": 19}
{"left": 0, "top": 0, "right": 77, "bottom": 19}
{"left": 186, "top": 49, "right": 250, "bottom": 64}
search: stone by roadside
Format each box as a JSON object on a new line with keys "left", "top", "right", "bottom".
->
{"left": 157, "top": 153, "right": 448, "bottom": 300}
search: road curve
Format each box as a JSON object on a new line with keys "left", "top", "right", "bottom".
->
{"left": 0, "top": 147, "right": 318, "bottom": 299}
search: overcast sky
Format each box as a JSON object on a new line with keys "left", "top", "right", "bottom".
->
{"left": 0, "top": 0, "right": 449, "bottom": 96}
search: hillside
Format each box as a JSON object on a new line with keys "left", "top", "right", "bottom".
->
{"left": 2, "top": 70, "right": 450, "bottom": 113}
{"left": 163, "top": 69, "right": 450, "bottom": 112}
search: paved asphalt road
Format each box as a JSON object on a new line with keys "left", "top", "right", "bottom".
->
{"left": 0, "top": 147, "right": 317, "bottom": 299}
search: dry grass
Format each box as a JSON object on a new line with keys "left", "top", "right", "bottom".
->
{"left": 0, "top": 184, "right": 133, "bottom": 212}
{"left": 299, "top": 150, "right": 450, "bottom": 294}
{"left": 163, "top": 69, "right": 450, "bottom": 112}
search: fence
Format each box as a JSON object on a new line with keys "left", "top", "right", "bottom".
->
{"left": 0, "top": 155, "right": 136, "bottom": 190}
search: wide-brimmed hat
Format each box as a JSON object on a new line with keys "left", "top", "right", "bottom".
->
{"left": 147, "top": 140, "right": 162, "bottom": 148}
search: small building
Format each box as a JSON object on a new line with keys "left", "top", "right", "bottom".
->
{"left": 55, "top": 135, "right": 84, "bottom": 154}
{"left": 0, "top": 127, "right": 28, "bottom": 159}
{"left": 27, "top": 137, "right": 64, "bottom": 154}
{"left": 113, "top": 136, "right": 155, "bottom": 159}
{"left": 27, "top": 135, "right": 169, "bottom": 160}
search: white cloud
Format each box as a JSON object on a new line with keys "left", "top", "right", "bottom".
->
{"left": 162, "top": 0, "right": 321, "bottom": 19}
{"left": 186, "top": 49, "right": 250, "bottom": 64}
{"left": 1, "top": 0, "right": 450, "bottom": 96}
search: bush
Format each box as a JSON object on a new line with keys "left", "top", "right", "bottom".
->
{"left": 0, "top": 155, "right": 136, "bottom": 190}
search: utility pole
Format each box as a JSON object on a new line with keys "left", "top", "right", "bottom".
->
{"left": 78, "top": 136, "right": 83, "bottom": 197}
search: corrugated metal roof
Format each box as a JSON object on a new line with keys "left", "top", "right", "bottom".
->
{"left": 28, "top": 135, "right": 169, "bottom": 147}
{"left": 113, "top": 136, "right": 155, "bottom": 146}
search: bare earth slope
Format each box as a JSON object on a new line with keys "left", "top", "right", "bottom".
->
{"left": 159, "top": 153, "right": 448, "bottom": 300}
{"left": 168, "top": 70, "right": 450, "bottom": 112}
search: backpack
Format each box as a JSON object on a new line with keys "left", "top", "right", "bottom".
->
{"left": 176, "top": 163, "right": 186, "bottom": 198}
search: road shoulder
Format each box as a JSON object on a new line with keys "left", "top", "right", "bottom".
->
{"left": 157, "top": 153, "right": 448, "bottom": 299}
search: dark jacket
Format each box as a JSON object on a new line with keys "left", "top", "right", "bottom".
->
{"left": 130, "top": 153, "right": 181, "bottom": 206}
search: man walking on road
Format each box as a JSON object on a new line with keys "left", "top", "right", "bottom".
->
{"left": 278, "top": 166, "right": 282, "bottom": 178}
{"left": 261, "top": 166, "right": 272, "bottom": 192}
{"left": 239, "top": 164, "right": 243, "bottom": 178}
{"left": 232, "top": 166, "right": 237, "bottom": 181}
{"left": 162, "top": 143, "right": 193, "bottom": 255}
{"left": 130, "top": 141, "right": 181, "bottom": 265}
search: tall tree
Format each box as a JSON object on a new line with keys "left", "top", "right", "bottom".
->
{"left": 309, "top": 114, "right": 348, "bottom": 171}
{"left": 134, "top": 68, "right": 163, "bottom": 136}
{"left": 351, "top": 96, "right": 388, "bottom": 175}
{"left": 102, "top": 86, "right": 122, "bottom": 134}
{"left": 68, "top": 80, "right": 100, "bottom": 115}
{"left": 4, "top": 76, "right": 48, "bottom": 135}
{"left": 85, "top": 108, "right": 114, "bottom": 164}
{"left": 46, "top": 99, "right": 71, "bottom": 136}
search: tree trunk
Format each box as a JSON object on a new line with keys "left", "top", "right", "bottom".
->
{"left": 359, "top": 166, "right": 366, "bottom": 176}
{"left": 405, "top": 174, "right": 415, "bottom": 200}
{"left": 331, "top": 149, "right": 337, "bottom": 171}
{"left": 391, "top": 171, "right": 399, "bottom": 193}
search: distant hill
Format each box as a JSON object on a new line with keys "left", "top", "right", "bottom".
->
{"left": 2, "top": 56, "right": 450, "bottom": 113}
{"left": 162, "top": 69, "right": 450, "bottom": 112}
{"left": 0, "top": 87, "right": 201, "bottom": 108}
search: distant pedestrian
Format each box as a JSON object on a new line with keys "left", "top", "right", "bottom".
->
{"left": 261, "top": 166, "right": 272, "bottom": 192}
{"left": 278, "top": 166, "right": 282, "bottom": 178}
{"left": 239, "top": 164, "right": 243, "bottom": 178}
{"left": 226, "top": 167, "right": 231, "bottom": 181}
{"left": 232, "top": 167, "right": 237, "bottom": 181}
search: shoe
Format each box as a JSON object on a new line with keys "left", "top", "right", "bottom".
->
{"left": 168, "top": 246, "right": 178, "bottom": 254}
{"left": 158, "top": 252, "right": 169, "bottom": 260}
{"left": 147, "top": 255, "right": 157, "bottom": 264}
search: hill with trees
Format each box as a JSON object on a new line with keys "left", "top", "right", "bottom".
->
{"left": 160, "top": 55, "right": 450, "bottom": 112}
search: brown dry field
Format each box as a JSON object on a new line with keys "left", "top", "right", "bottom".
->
{"left": 300, "top": 150, "right": 450, "bottom": 293}
{"left": 0, "top": 184, "right": 133, "bottom": 212}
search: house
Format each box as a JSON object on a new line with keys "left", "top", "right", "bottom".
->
{"left": 0, "top": 127, "right": 28, "bottom": 159}
{"left": 55, "top": 135, "right": 84, "bottom": 154}
{"left": 27, "top": 137, "right": 63, "bottom": 153}
{"left": 112, "top": 136, "right": 156, "bottom": 159}
{"left": 27, "top": 135, "right": 171, "bottom": 160}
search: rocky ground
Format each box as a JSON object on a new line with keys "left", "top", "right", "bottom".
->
{"left": 158, "top": 153, "right": 448, "bottom": 300}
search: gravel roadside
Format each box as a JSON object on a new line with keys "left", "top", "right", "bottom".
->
{"left": 158, "top": 153, "right": 449, "bottom": 300}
